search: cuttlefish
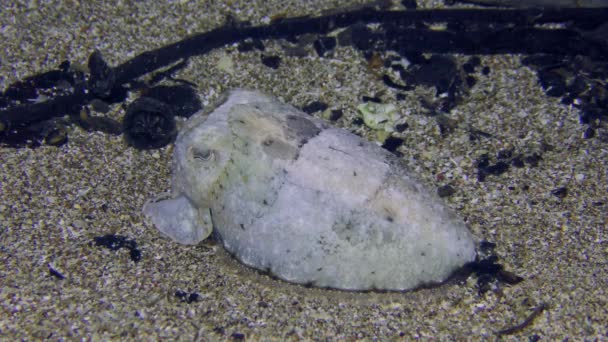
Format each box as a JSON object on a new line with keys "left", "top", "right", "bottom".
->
{"left": 143, "top": 89, "right": 476, "bottom": 291}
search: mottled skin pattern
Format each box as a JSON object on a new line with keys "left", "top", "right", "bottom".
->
{"left": 144, "top": 89, "right": 477, "bottom": 291}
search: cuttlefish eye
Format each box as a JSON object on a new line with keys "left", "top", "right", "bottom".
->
{"left": 189, "top": 146, "right": 215, "bottom": 162}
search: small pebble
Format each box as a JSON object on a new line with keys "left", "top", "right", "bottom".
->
{"left": 327, "top": 109, "right": 342, "bottom": 121}
{"left": 231, "top": 332, "right": 245, "bottom": 340}
{"left": 301, "top": 101, "right": 328, "bottom": 114}
{"left": 394, "top": 122, "right": 409, "bottom": 132}
{"left": 48, "top": 264, "right": 65, "bottom": 280}
{"left": 524, "top": 153, "right": 542, "bottom": 167}
{"left": 174, "top": 290, "right": 201, "bottom": 303}
{"left": 551, "top": 187, "right": 568, "bottom": 199}
{"left": 261, "top": 55, "right": 281, "bottom": 69}
{"left": 381, "top": 136, "right": 404, "bottom": 153}
{"left": 437, "top": 185, "right": 456, "bottom": 198}
{"left": 583, "top": 127, "right": 595, "bottom": 139}
{"left": 497, "top": 149, "right": 513, "bottom": 160}
{"left": 511, "top": 156, "right": 525, "bottom": 168}
{"left": 361, "top": 95, "right": 382, "bottom": 103}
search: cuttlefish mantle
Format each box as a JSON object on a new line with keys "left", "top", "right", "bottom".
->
{"left": 143, "top": 89, "right": 477, "bottom": 291}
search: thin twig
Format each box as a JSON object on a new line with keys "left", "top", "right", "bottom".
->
{"left": 496, "top": 302, "right": 549, "bottom": 336}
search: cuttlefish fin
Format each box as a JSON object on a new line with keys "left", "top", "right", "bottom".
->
{"left": 143, "top": 194, "right": 213, "bottom": 245}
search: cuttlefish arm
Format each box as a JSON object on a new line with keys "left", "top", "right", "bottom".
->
{"left": 143, "top": 193, "right": 213, "bottom": 245}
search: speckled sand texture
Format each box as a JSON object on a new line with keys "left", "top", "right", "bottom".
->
{"left": 1, "top": 0, "right": 606, "bottom": 340}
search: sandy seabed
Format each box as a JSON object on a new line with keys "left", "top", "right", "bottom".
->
{"left": 1, "top": 0, "right": 606, "bottom": 340}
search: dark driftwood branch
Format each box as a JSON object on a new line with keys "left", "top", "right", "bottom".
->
{"left": 0, "top": 92, "right": 89, "bottom": 127}
{"left": 1, "top": 7, "right": 607, "bottom": 139}
{"left": 114, "top": 7, "right": 608, "bottom": 82}
{"left": 451, "top": 0, "right": 608, "bottom": 7}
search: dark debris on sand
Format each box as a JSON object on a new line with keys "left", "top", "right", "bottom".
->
{"left": 1, "top": 6, "right": 607, "bottom": 150}
{"left": 92, "top": 234, "right": 142, "bottom": 262}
